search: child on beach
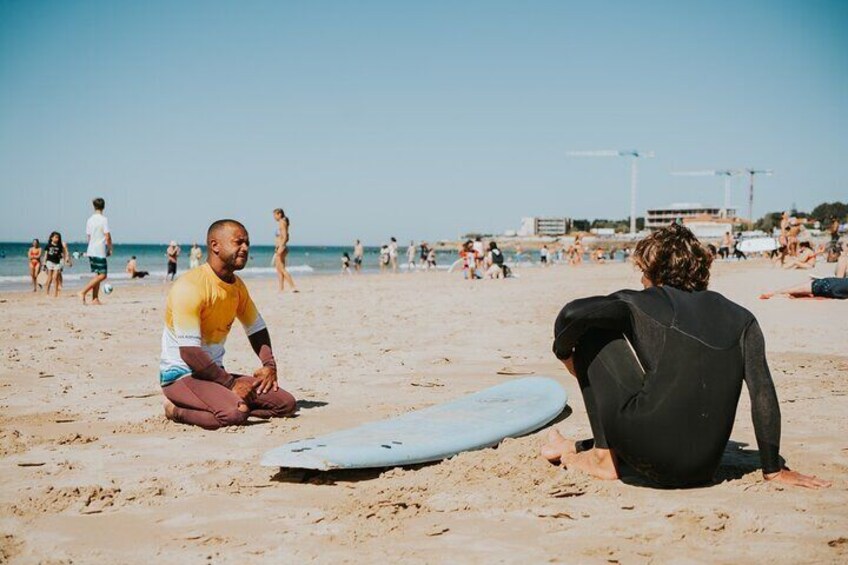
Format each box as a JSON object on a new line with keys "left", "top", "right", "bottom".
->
{"left": 27, "top": 239, "right": 42, "bottom": 292}
{"left": 379, "top": 245, "right": 390, "bottom": 273}
{"left": 78, "top": 197, "right": 112, "bottom": 305}
{"left": 341, "top": 252, "right": 352, "bottom": 275}
{"left": 42, "top": 232, "right": 71, "bottom": 297}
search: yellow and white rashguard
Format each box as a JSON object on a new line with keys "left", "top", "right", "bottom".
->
{"left": 159, "top": 264, "right": 266, "bottom": 385}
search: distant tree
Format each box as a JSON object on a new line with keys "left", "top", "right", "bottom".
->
{"left": 571, "top": 219, "right": 590, "bottom": 232}
{"left": 755, "top": 211, "right": 783, "bottom": 232}
{"left": 810, "top": 201, "right": 848, "bottom": 224}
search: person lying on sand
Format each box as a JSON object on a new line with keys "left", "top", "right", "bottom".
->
{"left": 760, "top": 242, "right": 847, "bottom": 300}
{"left": 159, "top": 219, "right": 296, "bottom": 429}
{"left": 540, "top": 223, "right": 830, "bottom": 489}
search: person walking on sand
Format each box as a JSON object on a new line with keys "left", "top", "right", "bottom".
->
{"left": 540, "top": 223, "right": 830, "bottom": 489}
{"left": 27, "top": 239, "right": 42, "bottom": 292}
{"left": 353, "top": 240, "right": 364, "bottom": 273}
{"left": 166, "top": 241, "right": 181, "bottom": 281}
{"left": 406, "top": 241, "right": 416, "bottom": 272}
{"left": 78, "top": 197, "right": 112, "bottom": 305}
{"left": 389, "top": 237, "right": 399, "bottom": 273}
{"left": 42, "top": 232, "right": 71, "bottom": 297}
{"left": 189, "top": 243, "right": 203, "bottom": 270}
{"left": 159, "top": 219, "right": 297, "bottom": 429}
{"left": 273, "top": 208, "right": 298, "bottom": 293}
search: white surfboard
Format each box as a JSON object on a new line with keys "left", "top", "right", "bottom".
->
{"left": 738, "top": 237, "right": 778, "bottom": 253}
{"left": 261, "top": 377, "right": 567, "bottom": 470}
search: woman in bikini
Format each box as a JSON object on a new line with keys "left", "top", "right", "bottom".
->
{"left": 27, "top": 239, "right": 42, "bottom": 292}
{"left": 273, "top": 208, "right": 298, "bottom": 293}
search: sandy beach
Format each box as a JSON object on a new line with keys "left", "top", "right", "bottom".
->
{"left": 1, "top": 260, "right": 846, "bottom": 563}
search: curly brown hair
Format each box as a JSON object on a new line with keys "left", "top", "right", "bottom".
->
{"left": 632, "top": 223, "right": 713, "bottom": 291}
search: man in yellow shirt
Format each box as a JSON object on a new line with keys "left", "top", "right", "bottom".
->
{"left": 159, "top": 219, "right": 296, "bottom": 429}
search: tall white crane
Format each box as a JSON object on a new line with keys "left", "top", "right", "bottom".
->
{"left": 670, "top": 169, "right": 745, "bottom": 217}
{"left": 566, "top": 149, "right": 655, "bottom": 235}
{"left": 743, "top": 169, "right": 773, "bottom": 225}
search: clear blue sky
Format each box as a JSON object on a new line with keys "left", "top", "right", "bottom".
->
{"left": 1, "top": 0, "right": 845, "bottom": 245}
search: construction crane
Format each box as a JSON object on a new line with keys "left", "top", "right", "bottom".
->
{"left": 566, "top": 150, "right": 655, "bottom": 235}
{"left": 670, "top": 169, "right": 745, "bottom": 217}
{"left": 743, "top": 169, "right": 773, "bottom": 226}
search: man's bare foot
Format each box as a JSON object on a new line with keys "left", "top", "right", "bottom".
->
{"left": 163, "top": 400, "right": 177, "bottom": 421}
{"left": 759, "top": 292, "right": 774, "bottom": 300}
{"left": 540, "top": 428, "right": 577, "bottom": 464}
{"left": 91, "top": 298, "right": 102, "bottom": 305}
{"left": 78, "top": 291, "right": 87, "bottom": 304}
{"left": 562, "top": 448, "right": 619, "bottom": 480}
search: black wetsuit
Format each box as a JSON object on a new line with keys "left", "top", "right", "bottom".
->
{"left": 553, "top": 285, "right": 781, "bottom": 487}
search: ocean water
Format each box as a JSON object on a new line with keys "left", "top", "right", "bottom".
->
{"left": 0, "top": 242, "right": 457, "bottom": 291}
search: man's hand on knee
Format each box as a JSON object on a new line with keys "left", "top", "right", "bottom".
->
{"left": 232, "top": 379, "right": 256, "bottom": 405}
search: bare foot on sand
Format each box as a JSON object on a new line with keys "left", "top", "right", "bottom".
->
{"left": 759, "top": 292, "right": 773, "bottom": 300}
{"left": 562, "top": 448, "right": 619, "bottom": 480}
{"left": 78, "top": 291, "right": 87, "bottom": 304}
{"left": 163, "top": 400, "right": 177, "bottom": 422}
{"left": 91, "top": 298, "right": 102, "bottom": 306}
{"left": 540, "top": 428, "right": 577, "bottom": 463}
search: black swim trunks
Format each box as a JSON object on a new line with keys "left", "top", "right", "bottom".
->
{"left": 811, "top": 277, "right": 848, "bottom": 299}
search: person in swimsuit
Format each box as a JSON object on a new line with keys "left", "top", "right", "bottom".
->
{"left": 353, "top": 240, "right": 364, "bottom": 273}
{"left": 27, "top": 239, "right": 42, "bottom": 292}
{"left": 760, "top": 241, "right": 848, "bottom": 300}
{"left": 160, "top": 219, "right": 297, "bottom": 429}
{"left": 166, "top": 241, "right": 181, "bottom": 281}
{"left": 341, "top": 252, "right": 352, "bottom": 276}
{"left": 189, "top": 243, "right": 203, "bottom": 269}
{"left": 126, "top": 256, "right": 149, "bottom": 279}
{"left": 43, "top": 231, "right": 71, "bottom": 297}
{"left": 273, "top": 208, "right": 298, "bottom": 292}
{"left": 540, "top": 223, "right": 830, "bottom": 489}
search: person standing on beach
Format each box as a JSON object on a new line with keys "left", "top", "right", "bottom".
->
{"left": 27, "top": 239, "right": 42, "bottom": 292}
{"left": 42, "top": 232, "right": 71, "bottom": 297}
{"left": 78, "top": 198, "right": 112, "bottom": 305}
{"left": 353, "top": 240, "right": 364, "bottom": 273}
{"left": 166, "top": 241, "right": 181, "bottom": 281}
{"left": 189, "top": 243, "right": 203, "bottom": 270}
{"left": 473, "top": 237, "right": 485, "bottom": 272}
{"left": 341, "top": 252, "right": 352, "bottom": 276}
{"left": 159, "top": 219, "right": 297, "bottom": 429}
{"left": 273, "top": 208, "right": 298, "bottom": 292}
{"left": 379, "top": 245, "right": 390, "bottom": 273}
{"left": 389, "top": 237, "right": 399, "bottom": 273}
{"left": 406, "top": 241, "right": 416, "bottom": 272}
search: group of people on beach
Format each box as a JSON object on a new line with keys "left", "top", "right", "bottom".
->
{"left": 156, "top": 216, "right": 831, "bottom": 492}
{"left": 26, "top": 232, "right": 73, "bottom": 296}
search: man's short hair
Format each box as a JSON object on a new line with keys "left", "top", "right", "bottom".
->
{"left": 207, "top": 219, "right": 247, "bottom": 244}
{"left": 632, "top": 223, "right": 712, "bottom": 291}
{"left": 92, "top": 197, "right": 105, "bottom": 211}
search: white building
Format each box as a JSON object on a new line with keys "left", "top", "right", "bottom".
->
{"left": 646, "top": 203, "right": 737, "bottom": 236}
{"left": 517, "top": 217, "right": 571, "bottom": 237}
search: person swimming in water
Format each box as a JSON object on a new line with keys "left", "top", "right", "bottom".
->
{"left": 540, "top": 223, "right": 830, "bottom": 489}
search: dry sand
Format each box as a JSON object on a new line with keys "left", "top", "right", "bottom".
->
{"left": 1, "top": 260, "right": 846, "bottom": 563}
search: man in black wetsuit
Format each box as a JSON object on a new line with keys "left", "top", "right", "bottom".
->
{"left": 540, "top": 223, "right": 830, "bottom": 489}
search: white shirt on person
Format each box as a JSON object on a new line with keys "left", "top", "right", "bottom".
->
{"left": 86, "top": 213, "right": 110, "bottom": 258}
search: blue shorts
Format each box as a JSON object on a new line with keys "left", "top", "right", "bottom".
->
{"left": 89, "top": 256, "right": 107, "bottom": 275}
{"left": 811, "top": 277, "right": 848, "bottom": 299}
{"left": 159, "top": 367, "right": 191, "bottom": 387}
